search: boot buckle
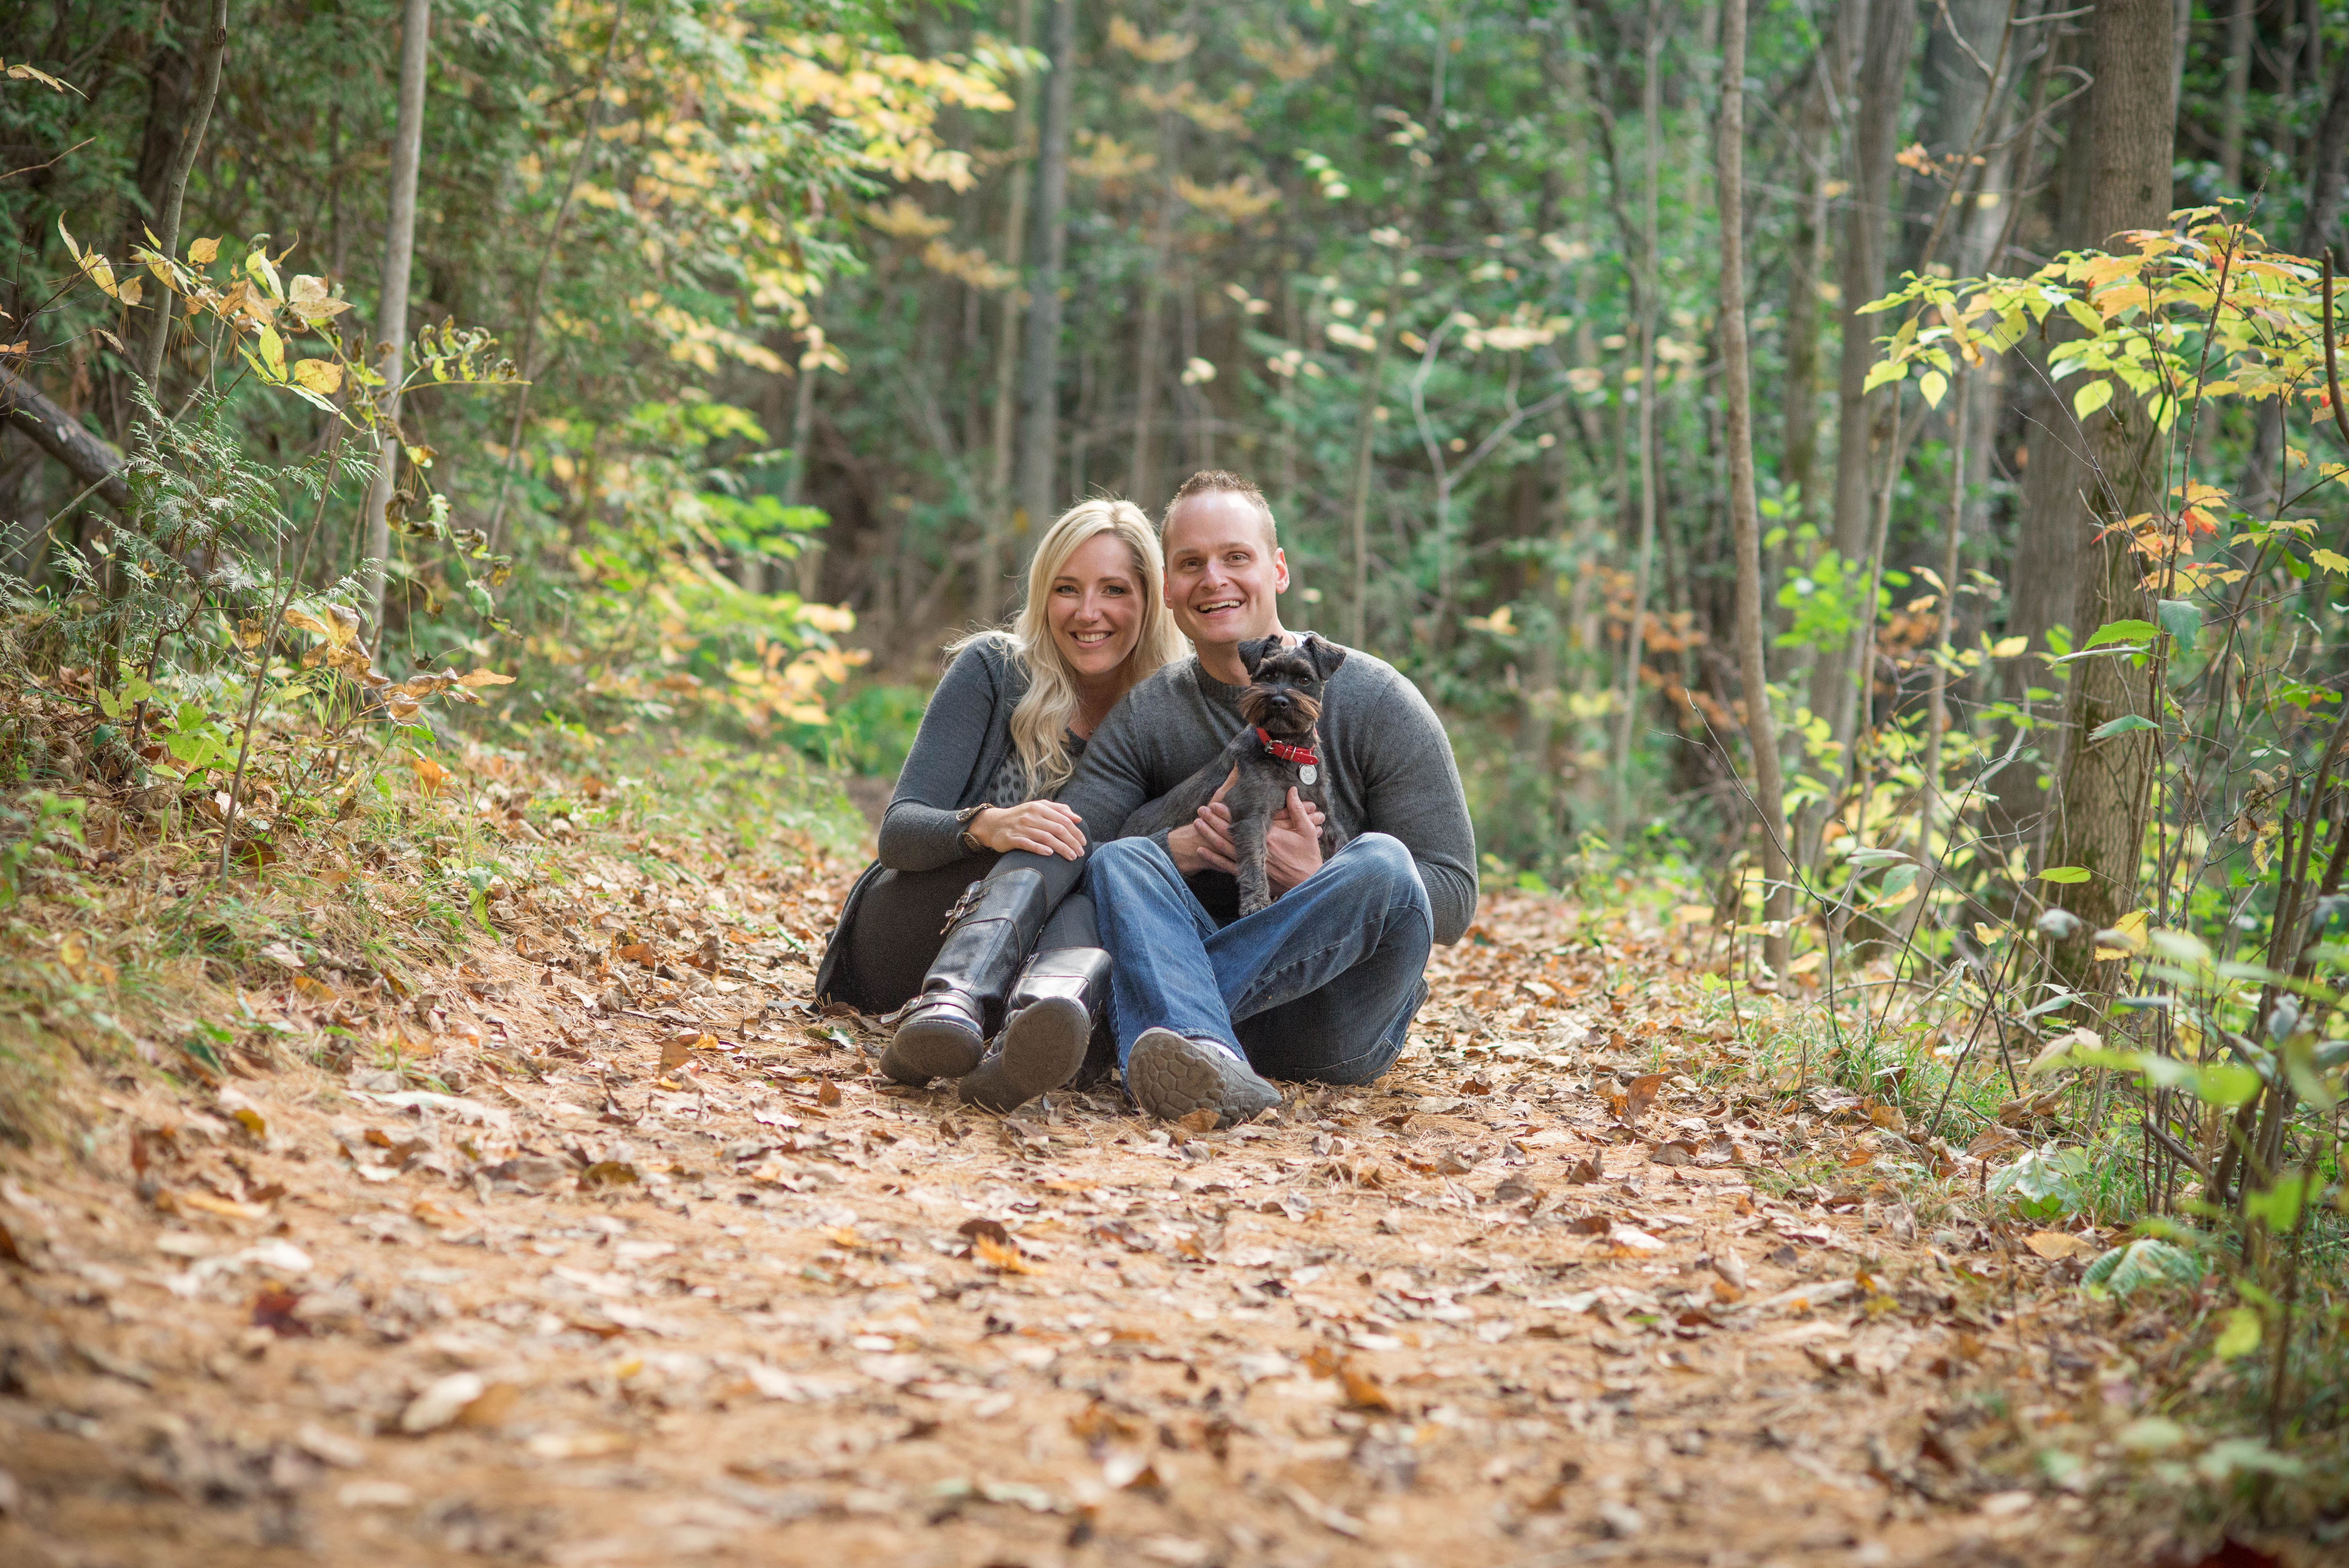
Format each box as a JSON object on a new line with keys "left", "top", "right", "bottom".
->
{"left": 939, "top": 880, "right": 986, "bottom": 934}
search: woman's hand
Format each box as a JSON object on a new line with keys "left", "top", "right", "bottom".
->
{"left": 967, "top": 800, "right": 1088, "bottom": 860}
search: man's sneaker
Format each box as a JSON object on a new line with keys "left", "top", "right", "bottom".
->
{"left": 1126, "top": 1028, "right": 1281, "bottom": 1128}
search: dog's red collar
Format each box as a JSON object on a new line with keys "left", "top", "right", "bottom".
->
{"left": 1255, "top": 727, "right": 1320, "bottom": 768}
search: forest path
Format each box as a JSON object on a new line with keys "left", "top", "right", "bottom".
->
{"left": 0, "top": 846, "right": 2117, "bottom": 1568}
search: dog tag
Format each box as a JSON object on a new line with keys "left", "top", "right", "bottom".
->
{"left": 1299, "top": 764, "right": 1317, "bottom": 785}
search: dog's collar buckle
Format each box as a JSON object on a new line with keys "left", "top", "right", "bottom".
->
{"left": 1255, "top": 727, "right": 1321, "bottom": 784}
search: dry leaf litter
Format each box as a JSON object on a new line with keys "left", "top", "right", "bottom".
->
{"left": 0, "top": 812, "right": 2149, "bottom": 1566}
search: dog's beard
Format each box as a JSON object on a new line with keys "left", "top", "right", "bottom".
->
{"left": 1239, "top": 684, "right": 1321, "bottom": 735}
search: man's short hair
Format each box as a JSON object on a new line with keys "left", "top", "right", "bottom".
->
{"left": 1164, "top": 470, "right": 1278, "bottom": 547}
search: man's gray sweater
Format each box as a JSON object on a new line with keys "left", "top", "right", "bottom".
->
{"left": 1057, "top": 644, "right": 1479, "bottom": 944}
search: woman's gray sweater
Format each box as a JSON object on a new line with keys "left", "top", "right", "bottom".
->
{"left": 877, "top": 637, "right": 1036, "bottom": 871}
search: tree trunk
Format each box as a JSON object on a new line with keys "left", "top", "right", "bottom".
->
{"left": 1014, "top": 0, "right": 1075, "bottom": 575}
{"left": 1608, "top": 0, "right": 1665, "bottom": 843}
{"left": 984, "top": 0, "right": 1037, "bottom": 614}
{"left": 1804, "top": 0, "right": 1915, "bottom": 856}
{"left": 2046, "top": 0, "right": 2176, "bottom": 985}
{"left": 362, "top": 0, "right": 432, "bottom": 640}
{"left": 1128, "top": 97, "right": 1184, "bottom": 512}
{"left": 1717, "top": 0, "right": 1792, "bottom": 975}
{"left": 1780, "top": 56, "right": 1832, "bottom": 519}
{"left": 138, "top": 0, "right": 230, "bottom": 396}
{"left": 1993, "top": 24, "right": 2096, "bottom": 841}
{"left": 787, "top": 331, "right": 824, "bottom": 600}
{"left": 2221, "top": 0, "right": 2254, "bottom": 191}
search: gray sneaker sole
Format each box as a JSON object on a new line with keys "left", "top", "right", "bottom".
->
{"left": 1126, "top": 1028, "right": 1280, "bottom": 1128}
{"left": 957, "top": 997, "right": 1089, "bottom": 1112}
{"left": 880, "top": 1013, "right": 986, "bottom": 1085}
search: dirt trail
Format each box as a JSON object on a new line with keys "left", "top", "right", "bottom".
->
{"left": 0, "top": 861, "right": 2122, "bottom": 1567}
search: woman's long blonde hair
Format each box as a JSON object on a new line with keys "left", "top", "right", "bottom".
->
{"left": 956, "top": 498, "right": 1187, "bottom": 797}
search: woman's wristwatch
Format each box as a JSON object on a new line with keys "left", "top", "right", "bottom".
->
{"left": 955, "top": 804, "right": 990, "bottom": 853}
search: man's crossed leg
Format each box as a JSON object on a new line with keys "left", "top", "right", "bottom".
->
{"left": 1088, "top": 831, "right": 1433, "bottom": 1125}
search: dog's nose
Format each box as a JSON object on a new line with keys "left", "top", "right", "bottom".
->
{"left": 1269, "top": 693, "right": 1289, "bottom": 707}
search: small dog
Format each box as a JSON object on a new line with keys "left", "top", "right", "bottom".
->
{"left": 1127, "top": 634, "right": 1348, "bottom": 915}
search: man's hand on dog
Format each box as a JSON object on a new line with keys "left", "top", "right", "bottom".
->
{"left": 1169, "top": 770, "right": 1326, "bottom": 892}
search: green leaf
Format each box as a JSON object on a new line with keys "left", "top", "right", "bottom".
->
{"left": 2243, "top": 1177, "right": 2306, "bottom": 1234}
{"left": 2156, "top": 597, "right": 2200, "bottom": 651}
{"left": 2064, "top": 299, "right": 2104, "bottom": 335}
{"left": 2041, "top": 866, "right": 2092, "bottom": 884}
{"left": 1862, "top": 358, "right": 1907, "bottom": 394}
{"left": 2212, "top": 1306, "right": 2262, "bottom": 1360}
{"left": 2073, "top": 377, "right": 2114, "bottom": 419}
{"left": 2086, "top": 619, "right": 2159, "bottom": 647}
{"left": 2197, "top": 1062, "right": 2262, "bottom": 1107}
{"left": 256, "top": 323, "right": 286, "bottom": 381}
{"left": 2089, "top": 714, "right": 2160, "bottom": 742}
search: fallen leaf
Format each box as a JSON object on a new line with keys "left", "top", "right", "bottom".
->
{"left": 660, "top": 1032, "right": 718, "bottom": 1069}
{"left": 400, "top": 1372, "right": 485, "bottom": 1434}
{"left": 1563, "top": 1157, "right": 1603, "bottom": 1184}
{"left": 957, "top": 1217, "right": 1012, "bottom": 1248}
{"left": 1174, "top": 1108, "right": 1218, "bottom": 1135}
{"left": 577, "top": 1161, "right": 639, "bottom": 1189}
{"left": 2023, "top": 1229, "right": 2092, "bottom": 1261}
{"left": 1460, "top": 1076, "right": 1493, "bottom": 1095}
{"left": 817, "top": 1079, "right": 843, "bottom": 1107}
{"left": 250, "top": 1285, "right": 310, "bottom": 1337}
{"left": 1649, "top": 1139, "right": 1698, "bottom": 1167}
{"left": 1339, "top": 1364, "right": 1395, "bottom": 1411}
{"left": 972, "top": 1235, "right": 1035, "bottom": 1274}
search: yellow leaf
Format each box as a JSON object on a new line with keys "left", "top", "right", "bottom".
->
{"left": 1918, "top": 369, "right": 1948, "bottom": 408}
{"left": 256, "top": 323, "right": 287, "bottom": 380}
{"left": 1672, "top": 903, "right": 1715, "bottom": 926}
{"left": 2312, "top": 548, "right": 2349, "bottom": 576}
{"left": 2073, "top": 378, "right": 2114, "bottom": 419}
{"left": 1991, "top": 635, "right": 2028, "bottom": 657}
{"left": 1974, "top": 921, "right": 2001, "bottom": 945}
{"left": 457, "top": 668, "right": 517, "bottom": 688}
{"left": 188, "top": 236, "right": 219, "bottom": 264}
{"left": 1786, "top": 951, "right": 1825, "bottom": 975}
{"left": 290, "top": 358, "right": 342, "bottom": 395}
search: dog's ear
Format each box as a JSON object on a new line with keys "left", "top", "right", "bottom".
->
{"left": 1237, "top": 636, "right": 1278, "bottom": 677}
{"left": 1300, "top": 633, "right": 1347, "bottom": 681}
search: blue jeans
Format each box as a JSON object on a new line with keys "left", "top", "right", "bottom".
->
{"left": 1087, "top": 832, "right": 1433, "bottom": 1085}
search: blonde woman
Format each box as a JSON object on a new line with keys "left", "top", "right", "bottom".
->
{"left": 814, "top": 498, "right": 1187, "bottom": 1108}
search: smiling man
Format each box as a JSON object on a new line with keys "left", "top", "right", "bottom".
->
{"left": 1056, "top": 470, "right": 1477, "bottom": 1125}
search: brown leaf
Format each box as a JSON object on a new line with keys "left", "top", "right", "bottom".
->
{"left": 659, "top": 1032, "right": 717, "bottom": 1069}
{"left": 1649, "top": 1139, "right": 1698, "bottom": 1167}
{"left": 1339, "top": 1365, "right": 1395, "bottom": 1411}
{"left": 615, "top": 943, "right": 658, "bottom": 967}
{"left": 0, "top": 1217, "right": 21, "bottom": 1266}
{"left": 973, "top": 1235, "right": 1036, "bottom": 1274}
{"left": 1174, "top": 1108, "right": 1219, "bottom": 1135}
{"left": 455, "top": 1380, "right": 522, "bottom": 1429}
{"left": 1563, "top": 1157, "right": 1603, "bottom": 1184}
{"left": 577, "top": 1161, "right": 638, "bottom": 1189}
{"left": 1090, "top": 1219, "right": 1153, "bottom": 1251}
{"left": 1622, "top": 1073, "right": 1666, "bottom": 1124}
{"left": 242, "top": 1286, "right": 304, "bottom": 1337}
{"left": 817, "top": 1079, "right": 843, "bottom": 1107}
{"left": 2023, "top": 1229, "right": 2092, "bottom": 1261}
{"left": 958, "top": 1217, "right": 1013, "bottom": 1247}
{"left": 1460, "top": 1076, "right": 1493, "bottom": 1096}
{"left": 1565, "top": 1214, "right": 1610, "bottom": 1235}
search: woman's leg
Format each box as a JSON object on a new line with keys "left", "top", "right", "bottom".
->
{"left": 836, "top": 853, "right": 998, "bottom": 1014}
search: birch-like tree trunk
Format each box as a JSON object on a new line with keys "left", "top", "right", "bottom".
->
{"left": 1014, "top": 0, "right": 1075, "bottom": 577}
{"left": 1716, "top": 0, "right": 1791, "bottom": 974}
{"left": 363, "top": 0, "right": 432, "bottom": 640}
{"left": 1608, "top": 0, "right": 1664, "bottom": 843}
{"left": 983, "top": 0, "right": 1037, "bottom": 614}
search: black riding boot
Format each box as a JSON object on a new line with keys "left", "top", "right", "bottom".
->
{"left": 880, "top": 868, "right": 1049, "bottom": 1085}
{"left": 958, "top": 946, "right": 1111, "bottom": 1112}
